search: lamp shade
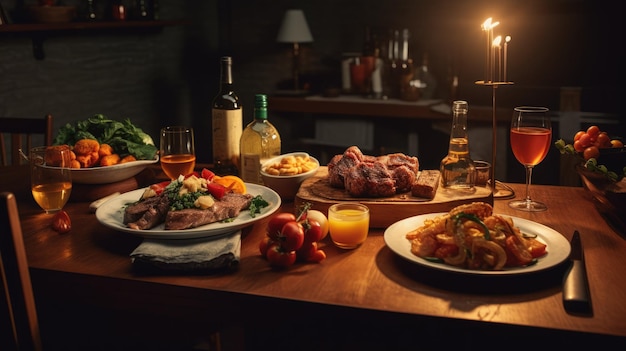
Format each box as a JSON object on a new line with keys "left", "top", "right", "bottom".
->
{"left": 276, "top": 9, "right": 313, "bottom": 43}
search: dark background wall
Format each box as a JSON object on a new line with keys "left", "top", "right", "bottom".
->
{"left": 1, "top": 0, "right": 622, "bottom": 181}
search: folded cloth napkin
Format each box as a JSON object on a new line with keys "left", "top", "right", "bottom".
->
{"left": 130, "top": 230, "right": 241, "bottom": 273}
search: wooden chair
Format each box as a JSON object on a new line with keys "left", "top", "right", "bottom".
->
{"left": 1, "top": 192, "right": 43, "bottom": 351}
{"left": 0, "top": 115, "right": 53, "bottom": 166}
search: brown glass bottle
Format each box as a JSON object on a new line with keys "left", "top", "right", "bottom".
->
{"left": 212, "top": 56, "right": 242, "bottom": 176}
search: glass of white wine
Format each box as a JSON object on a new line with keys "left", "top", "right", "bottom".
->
{"left": 159, "top": 126, "right": 196, "bottom": 179}
{"left": 30, "top": 145, "right": 73, "bottom": 214}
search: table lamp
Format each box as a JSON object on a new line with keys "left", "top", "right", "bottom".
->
{"left": 276, "top": 9, "right": 313, "bottom": 92}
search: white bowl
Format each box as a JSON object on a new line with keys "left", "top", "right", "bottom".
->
{"left": 70, "top": 157, "right": 158, "bottom": 184}
{"left": 261, "top": 152, "right": 320, "bottom": 200}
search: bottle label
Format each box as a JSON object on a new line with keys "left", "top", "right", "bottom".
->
{"left": 212, "top": 108, "right": 243, "bottom": 168}
{"left": 241, "top": 153, "right": 262, "bottom": 184}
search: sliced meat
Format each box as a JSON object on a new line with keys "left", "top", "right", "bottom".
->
{"left": 164, "top": 192, "right": 253, "bottom": 230}
{"left": 378, "top": 153, "right": 419, "bottom": 174}
{"left": 124, "top": 194, "right": 171, "bottom": 230}
{"left": 391, "top": 165, "right": 417, "bottom": 193}
{"left": 327, "top": 146, "right": 364, "bottom": 188}
{"left": 344, "top": 161, "right": 396, "bottom": 197}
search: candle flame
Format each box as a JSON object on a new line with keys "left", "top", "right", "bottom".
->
{"left": 491, "top": 21, "right": 500, "bottom": 29}
{"left": 505, "top": 35, "right": 511, "bottom": 43}
{"left": 482, "top": 18, "right": 492, "bottom": 30}
{"left": 493, "top": 36, "right": 502, "bottom": 47}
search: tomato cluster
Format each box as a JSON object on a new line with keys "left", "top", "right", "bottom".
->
{"left": 259, "top": 203, "right": 327, "bottom": 268}
{"left": 572, "top": 125, "right": 623, "bottom": 160}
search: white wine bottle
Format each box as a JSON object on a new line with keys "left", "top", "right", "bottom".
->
{"left": 440, "top": 100, "right": 475, "bottom": 190}
{"left": 212, "top": 56, "right": 242, "bottom": 176}
{"left": 240, "top": 94, "right": 281, "bottom": 184}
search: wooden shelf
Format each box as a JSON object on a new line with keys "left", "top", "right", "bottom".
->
{"left": 0, "top": 19, "right": 186, "bottom": 60}
{"left": 0, "top": 20, "right": 186, "bottom": 33}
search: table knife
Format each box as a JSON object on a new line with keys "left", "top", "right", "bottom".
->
{"left": 562, "top": 230, "right": 592, "bottom": 314}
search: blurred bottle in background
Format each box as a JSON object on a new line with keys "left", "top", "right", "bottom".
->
{"left": 212, "top": 56, "right": 242, "bottom": 176}
{"left": 412, "top": 53, "right": 438, "bottom": 100}
{"left": 240, "top": 94, "right": 281, "bottom": 184}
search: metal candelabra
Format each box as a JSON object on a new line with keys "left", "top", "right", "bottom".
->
{"left": 475, "top": 80, "right": 514, "bottom": 198}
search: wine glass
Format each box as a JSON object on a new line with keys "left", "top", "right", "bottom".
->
{"left": 509, "top": 106, "right": 552, "bottom": 211}
{"left": 30, "top": 145, "right": 73, "bottom": 214}
{"left": 159, "top": 126, "right": 196, "bottom": 180}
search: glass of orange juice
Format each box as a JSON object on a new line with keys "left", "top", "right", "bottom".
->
{"left": 159, "top": 126, "right": 196, "bottom": 179}
{"left": 30, "top": 145, "right": 73, "bottom": 214}
{"left": 328, "top": 203, "right": 370, "bottom": 249}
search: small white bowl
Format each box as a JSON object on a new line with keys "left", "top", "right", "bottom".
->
{"left": 261, "top": 152, "right": 320, "bottom": 200}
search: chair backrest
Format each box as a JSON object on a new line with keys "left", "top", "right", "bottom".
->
{"left": 0, "top": 115, "right": 54, "bottom": 166}
{"left": 1, "top": 192, "right": 43, "bottom": 351}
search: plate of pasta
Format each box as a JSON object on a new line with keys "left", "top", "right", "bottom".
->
{"left": 384, "top": 204, "right": 571, "bottom": 275}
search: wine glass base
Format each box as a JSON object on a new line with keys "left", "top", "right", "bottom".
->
{"left": 508, "top": 199, "right": 548, "bottom": 212}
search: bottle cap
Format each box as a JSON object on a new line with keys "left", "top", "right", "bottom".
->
{"left": 254, "top": 94, "right": 268, "bottom": 119}
{"left": 452, "top": 100, "right": 468, "bottom": 112}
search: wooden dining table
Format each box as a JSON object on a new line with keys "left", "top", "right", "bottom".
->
{"left": 2, "top": 165, "right": 625, "bottom": 350}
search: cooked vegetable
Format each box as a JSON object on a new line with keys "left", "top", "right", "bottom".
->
{"left": 53, "top": 114, "right": 157, "bottom": 161}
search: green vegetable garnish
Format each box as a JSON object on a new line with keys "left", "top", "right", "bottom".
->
{"left": 53, "top": 114, "right": 157, "bottom": 160}
{"left": 248, "top": 195, "right": 269, "bottom": 218}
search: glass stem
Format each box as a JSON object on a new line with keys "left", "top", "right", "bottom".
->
{"left": 524, "top": 165, "right": 534, "bottom": 203}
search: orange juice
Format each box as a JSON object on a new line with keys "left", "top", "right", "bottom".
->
{"left": 328, "top": 203, "right": 370, "bottom": 249}
{"left": 160, "top": 154, "right": 196, "bottom": 179}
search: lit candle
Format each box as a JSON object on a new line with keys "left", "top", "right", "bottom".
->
{"left": 481, "top": 18, "right": 492, "bottom": 82}
{"left": 493, "top": 36, "right": 502, "bottom": 82}
{"left": 504, "top": 36, "right": 511, "bottom": 82}
{"left": 489, "top": 21, "right": 499, "bottom": 82}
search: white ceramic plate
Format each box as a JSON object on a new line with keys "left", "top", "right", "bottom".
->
{"left": 95, "top": 183, "right": 281, "bottom": 239}
{"left": 384, "top": 213, "right": 571, "bottom": 276}
{"left": 70, "top": 157, "right": 158, "bottom": 184}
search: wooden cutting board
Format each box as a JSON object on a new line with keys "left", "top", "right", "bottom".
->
{"left": 295, "top": 167, "right": 493, "bottom": 228}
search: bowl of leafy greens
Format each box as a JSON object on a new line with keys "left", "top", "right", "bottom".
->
{"left": 53, "top": 114, "right": 159, "bottom": 184}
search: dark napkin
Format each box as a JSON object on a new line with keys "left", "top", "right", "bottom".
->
{"left": 130, "top": 230, "right": 241, "bottom": 272}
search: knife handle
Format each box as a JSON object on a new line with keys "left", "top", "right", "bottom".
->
{"left": 563, "top": 260, "right": 592, "bottom": 313}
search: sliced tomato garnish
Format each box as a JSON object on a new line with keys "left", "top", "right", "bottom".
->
{"left": 206, "top": 182, "right": 227, "bottom": 199}
{"left": 201, "top": 168, "right": 215, "bottom": 181}
{"left": 149, "top": 180, "right": 172, "bottom": 195}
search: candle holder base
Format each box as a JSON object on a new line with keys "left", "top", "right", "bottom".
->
{"left": 489, "top": 180, "right": 515, "bottom": 199}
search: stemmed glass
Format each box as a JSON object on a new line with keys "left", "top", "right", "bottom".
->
{"left": 509, "top": 106, "right": 552, "bottom": 211}
{"left": 30, "top": 145, "right": 73, "bottom": 214}
{"left": 159, "top": 126, "right": 196, "bottom": 180}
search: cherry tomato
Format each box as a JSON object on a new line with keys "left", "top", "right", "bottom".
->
{"left": 296, "top": 241, "right": 326, "bottom": 263}
{"left": 578, "top": 133, "right": 591, "bottom": 148}
{"left": 266, "top": 243, "right": 296, "bottom": 268}
{"left": 259, "top": 236, "right": 274, "bottom": 257}
{"left": 149, "top": 180, "right": 171, "bottom": 195}
{"left": 201, "top": 168, "right": 215, "bottom": 181}
{"left": 586, "top": 125, "right": 600, "bottom": 138}
{"left": 573, "top": 130, "right": 585, "bottom": 142}
{"left": 267, "top": 213, "right": 297, "bottom": 241}
{"left": 51, "top": 210, "right": 71, "bottom": 234}
{"left": 611, "top": 139, "right": 624, "bottom": 148}
{"left": 280, "top": 221, "right": 305, "bottom": 251}
{"left": 573, "top": 140, "right": 585, "bottom": 152}
{"left": 305, "top": 210, "right": 329, "bottom": 240}
{"left": 205, "top": 182, "right": 227, "bottom": 199}
{"left": 583, "top": 146, "right": 600, "bottom": 161}
{"left": 302, "top": 219, "right": 323, "bottom": 244}
{"left": 595, "top": 132, "right": 610, "bottom": 148}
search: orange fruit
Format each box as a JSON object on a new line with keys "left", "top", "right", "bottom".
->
{"left": 212, "top": 175, "right": 247, "bottom": 194}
